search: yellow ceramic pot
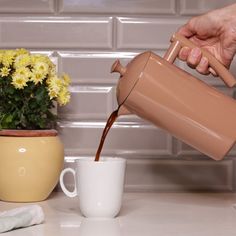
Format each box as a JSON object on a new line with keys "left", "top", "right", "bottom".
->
{"left": 0, "top": 129, "right": 64, "bottom": 202}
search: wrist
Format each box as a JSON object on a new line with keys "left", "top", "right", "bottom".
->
{"left": 217, "top": 3, "right": 236, "bottom": 23}
{"left": 205, "top": 4, "right": 236, "bottom": 33}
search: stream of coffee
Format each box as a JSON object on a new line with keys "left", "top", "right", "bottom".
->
{"left": 94, "top": 107, "right": 119, "bottom": 162}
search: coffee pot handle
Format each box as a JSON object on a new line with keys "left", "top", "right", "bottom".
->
{"left": 164, "top": 33, "right": 236, "bottom": 88}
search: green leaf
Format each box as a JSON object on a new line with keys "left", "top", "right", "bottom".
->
{"left": 5, "top": 114, "right": 13, "bottom": 123}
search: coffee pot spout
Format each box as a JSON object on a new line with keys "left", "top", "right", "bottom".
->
{"left": 118, "top": 105, "right": 131, "bottom": 116}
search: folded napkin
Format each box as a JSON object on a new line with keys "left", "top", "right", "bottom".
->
{"left": 0, "top": 205, "right": 44, "bottom": 233}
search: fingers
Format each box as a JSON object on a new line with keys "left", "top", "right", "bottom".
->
{"left": 196, "top": 57, "right": 210, "bottom": 75}
{"left": 178, "top": 47, "right": 212, "bottom": 75}
{"left": 187, "top": 47, "right": 202, "bottom": 68}
{"left": 209, "top": 67, "right": 218, "bottom": 76}
{"left": 178, "top": 46, "right": 191, "bottom": 61}
{"left": 177, "top": 23, "right": 195, "bottom": 38}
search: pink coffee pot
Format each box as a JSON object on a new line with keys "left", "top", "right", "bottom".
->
{"left": 111, "top": 33, "right": 236, "bottom": 161}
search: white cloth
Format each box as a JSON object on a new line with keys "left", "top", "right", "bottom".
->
{"left": 0, "top": 205, "right": 44, "bottom": 233}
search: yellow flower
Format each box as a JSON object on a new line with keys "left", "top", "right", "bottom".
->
{"left": 15, "top": 67, "right": 31, "bottom": 79}
{"left": 62, "top": 73, "right": 71, "bottom": 86}
{"left": 11, "top": 74, "right": 28, "bottom": 89}
{"left": 0, "top": 67, "right": 10, "bottom": 77}
{"left": 0, "top": 48, "right": 71, "bottom": 130}
{"left": 48, "top": 89, "right": 58, "bottom": 100}
{"left": 16, "top": 48, "right": 30, "bottom": 56}
{"left": 45, "top": 57, "right": 54, "bottom": 68}
{"left": 14, "top": 54, "right": 31, "bottom": 68}
{"left": 47, "top": 76, "right": 62, "bottom": 97}
{"left": 30, "top": 70, "right": 45, "bottom": 85}
{"left": 57, "top": 87, "right": 71, "bottom": 105}
{"left": 2, "top": 50, "right": 16, "bottom": 67}
{"left": 0, "top": 52, "right": 3, "bottom": 64}
{"left": 30, "top": 54, "right": 44, "bottom": 64}
{"left": 48, "top": 64, "right": 56, "bottom": 77}
{"left": 34, "top": 61, "right": 49, "bottom": 75}
{"left": 31, "top": 54, "right": 51, "bottom": 65}
{"left": 0, "top": 49, "right": 71, "bottom": 104}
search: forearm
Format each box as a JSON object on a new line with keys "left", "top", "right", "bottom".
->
{"left": 217, "top": 3, "right": 236, "bottom": 22}
{"left": 204, "top": 3, "right": 236, "bottom": 34}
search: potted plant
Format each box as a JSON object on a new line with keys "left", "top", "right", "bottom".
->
{"left": 0, "top": 49, "right": 71, "bottom": 202}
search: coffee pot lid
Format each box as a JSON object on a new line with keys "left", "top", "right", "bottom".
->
{"left": 111, "top": 51, "right": 151, "bottom": 105}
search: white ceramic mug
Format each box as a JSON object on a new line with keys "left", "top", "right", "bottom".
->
{"left": 60, "top": 157, "right": 126, "bottom": 218}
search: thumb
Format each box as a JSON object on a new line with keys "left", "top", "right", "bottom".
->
{"left": 177, "top": 23, "right": 195, "bottom": 38}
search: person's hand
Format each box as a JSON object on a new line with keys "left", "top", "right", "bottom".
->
{"left": 177, "top": 4, "right": 236, "bottom": 75}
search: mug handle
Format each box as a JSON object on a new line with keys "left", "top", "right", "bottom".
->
{"left": 60, "top": 168, "right": 77, "bottom": 197}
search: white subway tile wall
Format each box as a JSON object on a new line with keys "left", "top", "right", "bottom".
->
{"left": 58, "top": 122, "right": 173, "bottom": 156}
{"left": 116, "top": 18, "right": 185, "bottom": 49}
{"left": 125, "top": 159, "right": 233, "bottom": 192}
{"left": 58, "top": 85, "right": 115, "bottom": 120}
{"left": 0, "top": 17, "right": 113, "bottom": 49}
{"left": 59, "top": 0, "right": 176, "bottom": 14}
{"left": 2, "top": 0, "right": 236, "bottom": 192}
{"left": 180, "top": 0, "right": 236, "bottom": 15}
{"left": 0, "top": 0, "right": 54, "bottom": 13}
{"left": 57, "top": 51, "right": 137, "bottom": 84}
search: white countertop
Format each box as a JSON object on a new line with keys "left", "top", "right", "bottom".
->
{"left": 1, "top": 192, "right": 236, "bottom": 236}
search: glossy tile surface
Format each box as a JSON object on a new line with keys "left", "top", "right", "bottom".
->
{"left": 117, "top": 18, "right": 186, "bottom": 49}
{"left": 58, "top": 85, "right": 115, "bottom": 120}
{"left": 58, "top": 122, "right": 172, "bottom": 156}
{"left": 180, "top": 0, "right": 235, "bottom": 15}
{"left": 0, "top": 0, "right": 54, "bottom": 13}
{"left": 1, "top": 192, "right": 236, "bottom": 235}
{"left": 0, "top": 17, "right": 113, "bottom": 49}
{"left": 61, "top": 158, "right": 233, "bottom": 192}
{"left": 125, "top": 159, "right": 233, "bottom": 192}
{"left": 59, "top": 0, "right": 176, "bottom": 14}
{"left": 58, "top": 51, "right": 137, "bottom": 84}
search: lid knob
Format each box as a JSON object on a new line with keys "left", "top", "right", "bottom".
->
{"left": 111, "top": 60, "right": 126, "bottom": 76}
